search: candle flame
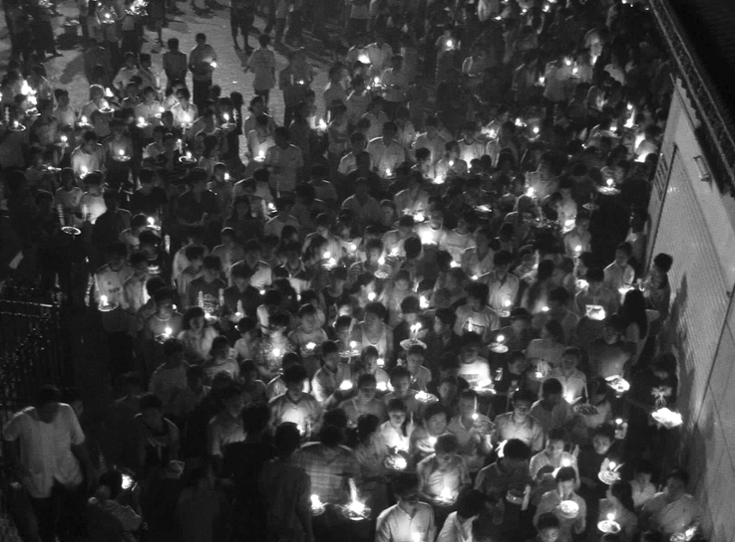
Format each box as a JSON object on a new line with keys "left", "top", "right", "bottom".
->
{"left": 100, "top": 295, "right": 108, "bottom": 305}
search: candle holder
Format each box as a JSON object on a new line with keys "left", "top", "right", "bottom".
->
{"left": 506, "top": 489, "right": 525, "bottom": 506}
{"left": 490, "top": 334, "right": 508, "bottom": 353}
{"left": 384, "top": 449, "right": 409, "bottom": 471}
{"left": 301, "top": 341, "right": 318, "bottom": 357}
{"left": 598, "top": 460, "right": 621, "bottom": 485}
{"left": 558, "top": 500, "right": 579, "bottom": 519}
{"left": 155, "top": 327, "right": 174, "bottom": 344}
{"left": 598, "top": 518, "right": 621, "bottom": 534}
{"left": 98, "top": 295, "right": 118, "bottom": 312}
{"left": 179, "top": 153, "right": 197, "bottom": 165}
{"left": 574, "top": 402, "right": 599, "bottom": 416}
{"left": 605, "top": 375, "right": 630, "bottom": 395}
{"left": 399, "top": 339, "right": 427, "bottom": 351}
{"left": 113, "top": 152, "right": 131, "bottom": 162}
{"left": 585, "top": 304, "right": 606, "bottom": 321}
{"left": 651, "top": 407, "right": 683, "bottom": 429}
{"left": 9, "top": 121, "right": 26, "bottom": 132}
{"left": 311, "top": 495, "right": 326, "bottom": 516}
{"left": 339, "top": 501, "right": 371, "bottom": 522}
{"left": 414, "top": 391, "right": 438, "bottom": 404}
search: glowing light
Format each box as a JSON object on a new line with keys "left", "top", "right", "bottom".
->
{"left": 339, "top": 380, "right": 354, "bottom": 391}
{"left": 377, "top": 357, "right": 385, "bottom": 367}
{"left": 164, "top": 326, "right": 172, "bottom": 337}
{"left": 147, "top": 217, "right": 155, "bottom": 227}
{"left": 210, "top": 61, "right": 217, "bottom": 68}
{"left": 317, "top": 118, "right": 327, "bottom": 130}
{"left": 367, "top": 292, "right": 376, "bottom": 301}
{"left": 100, "top": 295, "right": 108, "bottom": 306}
{"left": 497, "top": 334, "right": 505, "bottom": 343}
{"left": 606, "top": 178, "right": 614, "bottom": 187}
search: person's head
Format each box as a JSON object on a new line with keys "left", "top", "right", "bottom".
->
{"left": 614, "top": 242, "right": 632, "bottom": 266}
{"left": 634, "top": 460, "right": 654, "bottom": 485}
{"left": 602, "top": 314, "right": 624, "bottom": 344}
{"left": 434, "top": 433, "right": 459, "bottom": 468}
{"left": 195, "top": 32, "right": 207, "bottom": 45}
{"left": 555, "top": 466, "right": 577, "bottom": 495}
{"left": 664, "top": 469, "right": 689, "bottom": 502}
{"left": 545, "top": 428, "right": 568, "bottom": 458}
{"left": 34, "top": 386, "right": 62, "bottom": 424}
{"left": 241, "top": 404, "right": 270, "bottom": 436}
{"left": 424, "top": 402, "right": 450, "bottom": 435}
{"left": 433, "top": 308, "right": 457, "bottom": 335}
{"left": 105, "top": 242, "right": 127, "bottom": 271}
{"left": 318, "top": 423, "right": 345, "bottom": 449}
{"left": 357, "top": 373, "right": 377, "bottom": 401}
{"left": 183, "top": 307, "right": 206, "bottom": 332}
{"left": 536, "top": 512, "right": 561, "bottom": 542}
{"left": 560, "top": 347, "right": 581, "bottom": 373}
{"left": 274, "top": 422, "right": 302, "bottom": 457}
{"left": 456, "top": 489, "right": 484, "bottom": 522}
{"left": 202, "top": 255, "right": 222, "bottom": 281}
{"left": 392, "top": 472, "right": 421, "bottom": 511}
{"left": 457, "top": 390, "right": 479, "bottom": 418}
{"left": 389, "top": 366, "right": 412, "bottom": 397}
{"left": 220, "top": 384, "right": 245, "bottom": 417}
{"left": 283, "top": 364, "right": 308, "bottom": 400}
{"left": 405, "top": 344, "right": 425, "bottom": 375}
{"left": 511, "top": 389, "right": 536, "bottom": 421}
{"left": 502, "top": 438, "right": 531, "bottom": 469}
{"left": 540, "top": 378, "right": 563, "bottom": 406}
{"left": 542, "top": 320, "right": 564, "bottom": 344}
{"left": 139, "top": 393, "right": 164, "bottom": 427}
{"left": 592, "top": 424, "right": 616, "bottom": 455}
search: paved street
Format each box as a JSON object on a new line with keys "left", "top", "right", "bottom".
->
{"left": 0, "top": 0, "right": 334, "bottom": 156}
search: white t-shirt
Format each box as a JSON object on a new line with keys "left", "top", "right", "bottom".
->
{"left": 3, "top": 405, "right": 85, "bottom": 498}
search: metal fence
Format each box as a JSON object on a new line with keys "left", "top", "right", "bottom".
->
{"left": 0, "top": 282, "right": 72, "bottom": 542}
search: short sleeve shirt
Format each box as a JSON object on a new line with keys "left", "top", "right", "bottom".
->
{"left": 3, "top": 405, "right": 85, "bottom": 498}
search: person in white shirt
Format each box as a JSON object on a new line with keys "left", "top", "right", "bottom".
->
{"left": 367, "top": 121, "right": 407, "bottom": 178}
{"left": 381, "top": 55, "right": 409, "bottom": 117}
{"left": 3, "top": 386, "right": 96, "bottom": 542}
{"left": 247, "top": 34, "right": 277, "bottom": 105}
{"left": 265, "top": 126, "right": 304, "bottom": 195}
{"left": 603, "top": 242, "right": 635, "bottom": 291}
{"left": 170, "top": 88, "right": 198, "bottom": 129}
{"left": 436, "top": 489, "right": 485, "bottom": 542}
{"left": 641, "top": 470, "right": 700, "bottom": 537}
{"left": 377, "top": 472, "right": 436, "bottom": 542}
{"left": 414, "top": 116, "right": 448, "bottom": 165}
{"left": 366, "top": 32, "right": 393, "bottom": 77}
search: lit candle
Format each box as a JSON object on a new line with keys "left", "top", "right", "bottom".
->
{"left": 147, "top": 217, "right": 155, "bottom": 227}
{"left": 367, "top": 292, "right": 376, "bottom": 301}
{"left": 273, "top": 348, "right": 282, "bottom": 359}
{"left": 385, "top": 168, "right": 392, "bottom": 177}
{"left": 419, "top": 295, "right": 429, "bottom": 309}
{"left": 497, "top": 334, "right": 505, "bottom": 343}
{"left": 339, "top": 380, "right": 354, "bottom": 391}
{"left": 118, "top": 149, "right": 125, "bottom": 157}
{"left": 223, "top": 113, "right": 230, "bottom": 122}
{"left": 164, "top": 326, "right": 172, "bottom": 338}
{"left": 539, "top": 75, "right": 546, "bottom": 84}
{"left": 606, "top": 178, "right": 614, "bottom": 187}
{"left": 377, "top": 357, "right": 385, "bottom": 367}
{"left": 100, "top": 295, "right": 108, "bottom": 306}
{"left": 306, "top": 341, "right": 317, "bottom": 351}
{"left": 446, "top": 38, "right": 454, "bottom": 49}
{"left": 211, "top": 61, "right": 217, "bottom": 68}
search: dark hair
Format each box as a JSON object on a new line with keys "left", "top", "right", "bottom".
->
{"left": 356, "top": 414, "right": 381, "bottom": 445}
{"left": 423, "top": 402, "right": 450, "bottom": 423}
{"left": 503, "top": 439, "right": 531, "bottom": 460}
{"left": 391, "top": 472, "right": 420, "bottom": 498}
{"left": 283, "top": 365, "right": 308, "bottom": 385}
{"left": 274, "top": 422, "right": 301, "bottom": 455}
{"left": 456, "top": 489, "right": 485, "bottom": 520}
{"left": 621, "top": 289, "right": 648, "bottom": 338}
{"left": 537, "top": 512, "right": 561, "bottom": 531}
{"left": 319, "top": 424, "right": 345, "bottom": 447}
{"left": 666, "top": 468, "right": 689, "bottom": 487}
{"left": 241, "top": 404, "right": 270, "bottom": 434}
{"left": 35, "top": 385, "right": 62, "bottom": 405}
{"left": 435, "top": 434, "right": 459, "bottom": 454}
{"left": 541, "top": 378, "right": 563, "bottom": 396}
{"left": 555, "top": 466, "right": 577, "bottom": 483}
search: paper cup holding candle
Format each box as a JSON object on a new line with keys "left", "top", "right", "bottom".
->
{"left": 606, "top": 375, "right": 630, "bottom": 396}
{"left": 598, "top": 513, "right": 621, "bottom": 534}
{"left": 490, "top": 333, "right": 508, "bottom": 353}
{"left": 558, "top": 500, "right": 580, "bottom": 519}
{"left": 598, "top": 459, "right": 622, "bottom": 485}
{"left": 311, "top": 494, "right": 326, "bottom": 516}
{"left": 98, "top": 295, "right": 118, "bottom": 312}
{"left": 651, "top": 407, "right": 683, "bottom": 429}
{"left": 585, "top": 304, "right": 606, "bottom": 321}
{"left": 179, "top": 151, "right": 197, "bottom": 164}
{"left": 415, "top": 391, "right": 438, "bottom": 404}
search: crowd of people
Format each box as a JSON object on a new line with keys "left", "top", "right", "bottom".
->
{"left": 0, "top": 0, "right": 698, "bottom": 541}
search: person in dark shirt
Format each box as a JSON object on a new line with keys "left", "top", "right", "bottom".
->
{"left": 424, "top": 307, "right": 462, "bottom": 375}
{"left": 492, "top": 350, "right": 530, "bottom": 414}
{"left": 174, "top": 167, "right": 219, "bottom": 234}
{"left": 224, "top": 260, "right": 264, "bottom": 319}
{"left": 221, "top": 405, "right": 274, "bottom": 542}
{"left": 130, "top": 168, "right": 168, "bottom": 217}
{"left": 186, "top": 255, "right": 227, "bottom": 311}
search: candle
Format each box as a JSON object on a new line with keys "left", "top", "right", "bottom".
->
{"left": 412, "top": 533, "right": 422, "bottom": 542}
{"left": 223, "top": 113, "right": 230, "bottom": 122}
{"left": 80, "top": 116, "right": 88, "bottom": 125}
{"left": 138, "top": 116, "right": 146, "bottom": 127}
{"left": 377, "top": 357, "right": 385, "bottom": 367}
{"left": 472, "top": 395, "right": 479, "bottom": 420}
{"left": 211, "top": 61, "right": 217, "bottom": 68}
{"left": 503, "top": 299, "right": 512, "bottom": 308}
{"left": 317, "top": 118, "right": 327, "bottom": 130}
{"left": 606, "top": 178, "right": 614, "bottom": 187}
{"left": 532, "top": 126, "right": 540, "bottom": 135}
{"left": 385, "top": 168, "right": 392, "bottom": 177}
{"left": 525, "top": 186, "right": 535, "bottom": 198}
{"left": 164, "top": 326, "right": 172, "bottom": 338}
{"left": 339, "top": 380, "right": 353, "bottom": 391}
{"left": 118, "top": 149, "right": 125, "bottom": 158}
{"left": 273, "top": 348, "right": 282, "bottom": 359}
{"left": 185, "top": 151, "right": 192, "bottom": 159}
{"left": 147, "top": 217, "right": 155, "bottom": 227}
{"left": 446, "top": 39, "right": 454, "bottom": 49}
{"left": 410, "top": 323, "right": 421, "bottom": 340}
{"left": 497, "top": 334, "right": 505, "bottom": 343}
{"left": 419, "top": 295, "right": 429, "bottom": 309}
{"left": 439, "top": 486, "right": 453, "bottom": 502}
{"left": 367, "top": 292, "right": 376, "bottom": 301}
{"left": 539, "top": 75, "right": 546, "bottom": 84}
{"left": 378, "top": 256, "right": 386, "bottom": 265}
{"left": 100, "top": 295, "right": 108, "bottom": 306}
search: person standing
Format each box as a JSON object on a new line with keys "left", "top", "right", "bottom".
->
{"left": 3, "top": 386, "right": 97, "bottom": 542}
{"left": 163, "top": 38, "right": 188, "bottom": 92}
{"left": 247, "top": 34, "right": 277, "bottom": 106}
{"left": 231, "top": 0, "right": 256, "bottom": 52}
{"left": 188, "top": 33, "right": 217, "bottom": 111}
{"left": 259, "top": 423, "right": 315, "bottom": 542}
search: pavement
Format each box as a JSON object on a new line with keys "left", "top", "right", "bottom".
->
{"left": 0, "top": 0, "right": 336, "bottom": 156}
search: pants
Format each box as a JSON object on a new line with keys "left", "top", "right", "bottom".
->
{"left": 193, "top": 78, "right": 212, "bottom": 111}
{"left": 231, "top": 10, "right": 255, "bottom": 44}
{"left": 29, "top": 483, "right": 87, "bottom": 542}
{"left": 254, "top": 88, "right": 270, "bottom": 106}
{"left": 283, "top": 104, "right": 297, "bottom": 128}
